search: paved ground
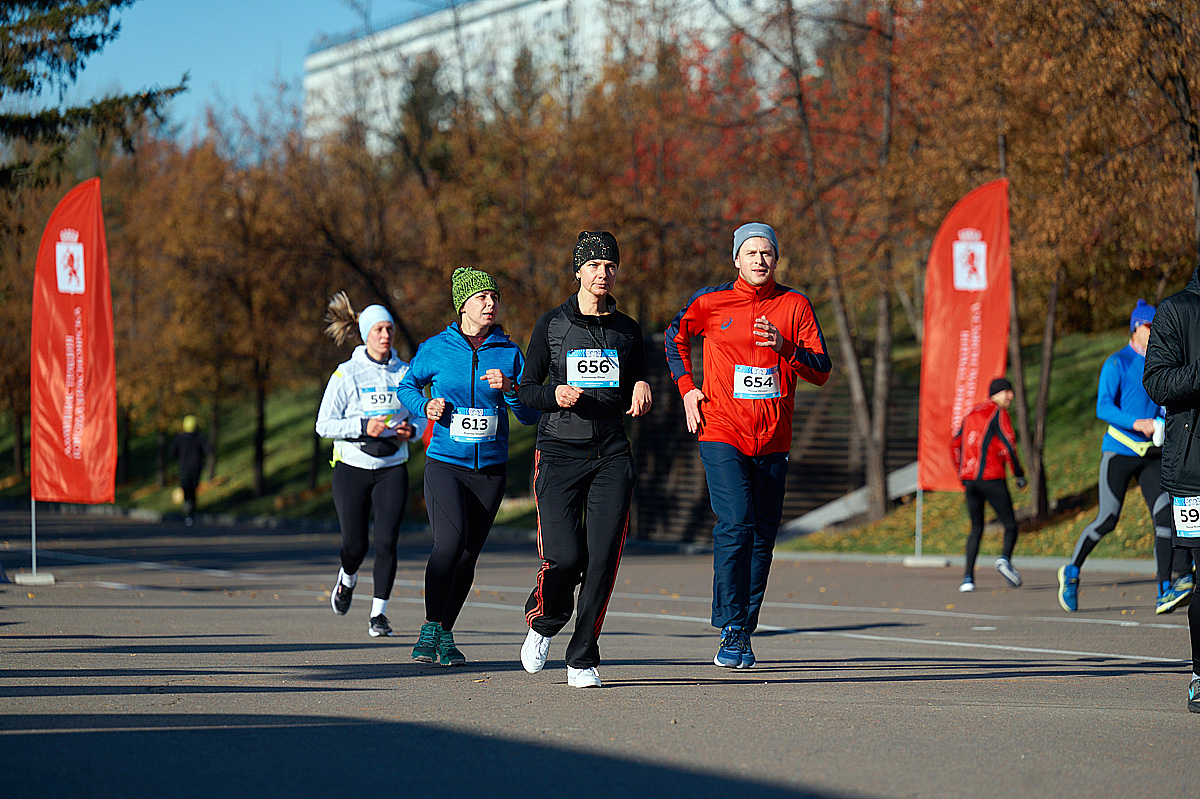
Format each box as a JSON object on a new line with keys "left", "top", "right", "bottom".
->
{"left": 1, "top": 509, "right": 1197, "bottom": 799}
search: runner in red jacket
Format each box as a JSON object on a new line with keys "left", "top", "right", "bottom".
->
{"left": 950, "top": 377, "right": 1026, "bottom": 592}
{"left": 665, "top": 222, "right": 831, "bottom": 668}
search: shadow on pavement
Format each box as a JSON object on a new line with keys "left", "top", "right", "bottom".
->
{"left": 2, "top": 713, "right": 843, "bottom": 799}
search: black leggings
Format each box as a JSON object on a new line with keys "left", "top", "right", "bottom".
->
{"left": 963, "top": 479, "right": 1017, "bottom": 578}
{"left": 331, "top": 461, "right": 409, "bottom": 600}
{"left": 1071, "top": 453, "right": 1183, "bottom": 582}
{"left": 423, "top": 459, "right": 507, "bottom": 631}
{"left": 1192, "top": 586, "right": 1200, "bottom": 676}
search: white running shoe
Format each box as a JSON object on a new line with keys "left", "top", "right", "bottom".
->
{"left": 959, "top": 578, "right": 975, "bottom": 593}
{"left": 567, "top": 666, "right": 602, "bottom": 688}
{"left": 521, "top": 628, "right": 551, "bottom": 673}
{"left": 995, "top": 557, "right": 1023, "bottom": 587}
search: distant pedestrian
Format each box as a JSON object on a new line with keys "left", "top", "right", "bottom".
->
{"left": 517, "top": 231, "right": 652, "bottom": 689}
{"left": 171, "top": 414, "right": 211, "bottom": 526}
{"left": 664, "top": 222, "right": 831, "bottom": 669}
{"left": 1142, "top": 266, "right": 1200, "bottom": 713}
{"left": 1058, "top": 300, "right": 1192, "bottom": 614}
{"left": 950, "top": 377, "right": 1026, "bottom": 592}
{"left": 396, "top": 268, "right": 539, "bottom": 666}
{"left": 316, "top": 293, "right": 419, "bottom": 639}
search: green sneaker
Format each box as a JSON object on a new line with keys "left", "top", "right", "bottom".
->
{"left": 437, "top": 628, "right": 466, "bottom": 666}
{"left": 412, "top": 621, "right": 441, "bottom": 662}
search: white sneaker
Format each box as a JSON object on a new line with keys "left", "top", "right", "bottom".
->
{"left": 521, "top": 628, "right": 551, "bottom": 673}
{"left": 567, "top": 665, "right": 601, "bottom": 688}
{"left": 959, "top": 578, "right": 975, "bottom": 593}
{"left": 995, "top": 557, "right": 1023, "bottom": 587}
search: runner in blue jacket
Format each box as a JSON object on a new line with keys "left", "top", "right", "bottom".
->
{"left": 396, "top": 267, "right": 539, "bottom": 665}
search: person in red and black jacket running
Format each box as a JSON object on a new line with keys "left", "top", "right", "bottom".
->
{"left": 951, "top": 377, "right": 1027, "bottom": 593}
{"left": 665, "top": 222, "right": 831, "bottom": 669}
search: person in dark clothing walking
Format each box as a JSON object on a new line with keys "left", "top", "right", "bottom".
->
{"left": 1142, "top": 265, "right": 1200, "bottom": 713}
{"left": 517, "top": 231, "right": 652, "bottom": 689}
{"left": 171, "top": 415, "right": 211, "bottom": 526}
{"left": 950, "top": 377, "right": 1027, "bottom": 593}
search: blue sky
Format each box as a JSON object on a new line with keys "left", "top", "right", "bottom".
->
{"left": 61, "top": 0, "right": 425, "bottom": 135}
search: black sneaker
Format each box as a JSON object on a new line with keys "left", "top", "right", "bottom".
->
{"left": 331, "top": 579, "right": 353, "bottom": 615}
{"left": 368, "top": 614, "right": 393, "bottom": 637}
{"left": 1189, "top": 677, "right": 1200, "bottom": 714}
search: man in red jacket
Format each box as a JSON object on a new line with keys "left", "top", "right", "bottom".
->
{"left": 665, "top": 222, "right": 831, "bottom": 668}
{"left": 951, "top": 377, "right": 1027, "bottom": 593}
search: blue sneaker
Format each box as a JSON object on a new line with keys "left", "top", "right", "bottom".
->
{"left": 1157, "top": 580, "right": 1189, "bottom": 614}
{"left": 1057, "top": 564, "right": 1079, "bottom": 612}
{"left": 1189, "top": 677, "right": 1200, "bottom": 714}
{"left": 1173, "top": 572, "right": 1195, "bottom": 605}
{"left": 739, "top": 629, "right": 756, "bottom": 669}
{"left": 714, "top": 625, "right": 744, "bottom": 668}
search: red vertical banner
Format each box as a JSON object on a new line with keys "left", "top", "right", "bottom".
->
{"left": 918, "top": 178, "right": 1011, "bottom": 492}
{"left": 30, "top": 177, "right": 116, "bottom": 503}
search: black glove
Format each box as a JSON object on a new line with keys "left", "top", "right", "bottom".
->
{"left": 1016, "top": 476, "right": 1027, "bottom": 489}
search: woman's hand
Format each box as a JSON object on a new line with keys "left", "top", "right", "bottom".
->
{"left": 481, "top": 369, "right": 512, "bottom": 393}
{"left": 626, "top": 381, "right": 652, "bottom": 417}
{"left": 425, "top": 398, "right": 447, "bottom": 422}
{"left": 555, "top": 384, "right": 583, "bottom": 408}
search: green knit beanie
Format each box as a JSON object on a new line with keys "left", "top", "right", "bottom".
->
{"left": 451, "top": 267, "right": 499, "bottom": 312}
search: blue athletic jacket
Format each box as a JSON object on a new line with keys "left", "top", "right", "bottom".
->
{"left": 397, "top": 324, "right": 539, "bottom": 469}
{"left": 1097, "top": 343, "right": 1161, "bottom": 456}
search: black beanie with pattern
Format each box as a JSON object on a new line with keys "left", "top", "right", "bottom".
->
{"left": 572, "top": 231, "right": 620, "bottom": 271}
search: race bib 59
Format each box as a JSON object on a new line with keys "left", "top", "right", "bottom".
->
{"left": 1173, "top": 495, "right": 1200, "bottom": 539}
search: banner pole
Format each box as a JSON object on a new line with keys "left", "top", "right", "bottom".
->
{"left": 31, "top": 496, "right": 36, "bottom": 574}
{"left": 17, "top": 496, "right": 55, "bottom": 585}
{"left": 914, "top": 489, "right": 923, "bottom": 558}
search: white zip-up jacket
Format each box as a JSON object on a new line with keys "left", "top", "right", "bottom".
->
{"left": 316, "top": 345, "right": 416, "bottom": 470}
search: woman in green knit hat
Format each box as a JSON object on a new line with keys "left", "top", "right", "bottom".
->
{"left": 396, "top": 267, "right": 540, "bottom": 665}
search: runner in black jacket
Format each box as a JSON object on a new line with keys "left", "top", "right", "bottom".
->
{"left": 516, "top": 231, "right": 652, "bottom": 689}
{"left": 1142, "top": 265, "right": 1200, "bottom": 713}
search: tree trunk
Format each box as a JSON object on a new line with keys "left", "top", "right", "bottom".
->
{"left": 117, "top": 407, "right": 130, "bottom": 484}
{"left": 1030, "top": 266, "right": 1062, "bottom": 521}
{"left": 12, "top": 409, "right": 25, "bottom": 477}
{"left": 208, "top": 390, "right": 220, "bottom": 481}
{"left": 867, "top": 246, "right": 894, "bottom": 519}
{"left": 309, "top": 387, "right": 324, "bottom": 490}
{"left": 155, "top": 428, "right": 167, "bottom": 489}
{"left": 254, "top": 358, "right": 268, "bottom": 499}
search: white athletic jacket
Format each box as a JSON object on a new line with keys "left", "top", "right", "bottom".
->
{"left": 316, "top": 345, "right": 417, "bottom": 470}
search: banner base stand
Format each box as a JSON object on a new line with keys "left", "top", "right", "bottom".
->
{"left": 903, "top": 555, "right": 950, "bottom": 568}
{"left": 14, "top": 572, "right": 56, "bottom": 586}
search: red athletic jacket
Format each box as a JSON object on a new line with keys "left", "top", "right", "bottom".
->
{"left": 951, "top": 400, "right": 1024, "bottom": 482}
{"left": 665, "top": 276, "right": 831, "bottom": 456}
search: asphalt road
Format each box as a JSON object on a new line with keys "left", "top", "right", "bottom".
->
{"left": 2, "top": 509, "right": 1196, "bottom": 799}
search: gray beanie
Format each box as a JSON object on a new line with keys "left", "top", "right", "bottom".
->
{"left": 733, "top": 222, "right": 779, "bottom": 259}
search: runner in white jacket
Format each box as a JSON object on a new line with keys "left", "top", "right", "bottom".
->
{"left": 316, "top": 293, "right": 418, "bottom": 638}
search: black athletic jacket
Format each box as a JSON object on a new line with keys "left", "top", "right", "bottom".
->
{"left": 518, "top": 293, "right": 646, "bottom": 459}
{"left": 1143, "top": 266, "right": 1200, "bottom": 495}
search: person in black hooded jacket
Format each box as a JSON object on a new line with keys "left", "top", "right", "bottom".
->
{"left": 1142, "top": 265, "right": 1200, "bottom": 713}
{"left": 516, "top": 231, "right": 652, "bottom": 689}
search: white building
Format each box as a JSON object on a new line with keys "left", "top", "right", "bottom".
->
{"left": 302, "top": 0, "right": 795, "bottom": 141}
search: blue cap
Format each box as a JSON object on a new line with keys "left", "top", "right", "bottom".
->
{"left": 1130, "top": 299, "right": 1155, "bottom": 333}
{"left": 358, "top": 304, "right": 394, "bottom": 343}
{"left": 733, "top": 222, "right": 778, "bottom": 259}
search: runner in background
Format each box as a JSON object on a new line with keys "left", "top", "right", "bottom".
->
{"left": 396, "top": 268, "right": 539, "bottom": 666}
{"left": 664, "top": 222, "right": 831, "bottom": 669}
{"left": 316, "top": 293, "right": 418, "bottom": 639}
{"left": 1142, "top": 267, "right": 1200, "bottom": 713}
{"left": 517, "top": 231, "right": 652, "bottom": 689}
{"left": 950, "top": 377, "right": 1026, "bottom": 593}
{"left": 1058, "top": 300, "right": 1193, "bottom": 614}
{"left": 171, "top": 414, "right": 211, "bottom": 527}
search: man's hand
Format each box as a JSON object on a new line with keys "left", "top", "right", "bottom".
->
{"left": 627, "top": 381, "right": 652, "bottom": 417}
{"left": 1132, "top": 418, "right": 1156, "bottom": 437}
{"left": 425, "top": 398, "right": 447, "bottom": 422}
{"left": 753, "top": 315, "right": 783, "bottom": 352}
{"left": 683, "top": 388, "right": 707, "bottom": 434}
{"left": 481, "top": 369, "right": 512, "bottom": 393}
{"left": 1016, "top": 476, "right": 1027, "bottom": 489}
{"left": 365, "top": 417, "right": 390, "bottom": 437}
{"left": 555, "top": 384, "right": 583, "bottom": 408}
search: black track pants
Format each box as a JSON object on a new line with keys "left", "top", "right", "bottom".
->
{"left": 524, "top": 450, "right": 634, "bottom": 669}
{"left": 331, "top": 461, "right": 408, "bottom": 600}
{"left": 963, "top": 479, "right": 1017, "bottom": 578}
{"left": 423, "top": 459, "right": 506, "bottom": 631}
